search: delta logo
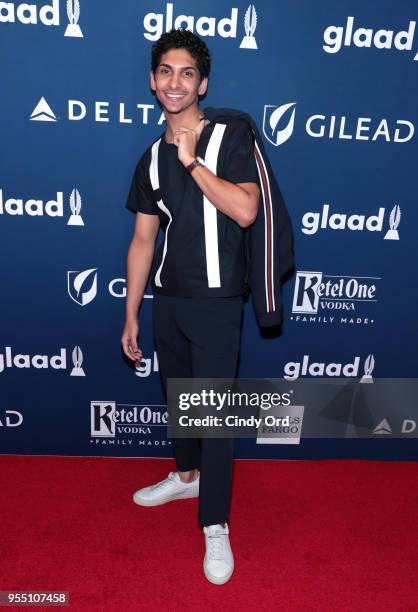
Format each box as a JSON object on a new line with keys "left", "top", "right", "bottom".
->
{"left": 0, "top": 0, "right": 83, "bottom": 36}
{"left": 291, "top": 271, "right": 381, "bottom": 326}
{"left": 0, "top": 187, "right": 84, "bottom": 225}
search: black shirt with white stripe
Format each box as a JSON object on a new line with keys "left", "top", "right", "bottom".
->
{"left": 125, "top": 117, "right": 259, "bottom": 298}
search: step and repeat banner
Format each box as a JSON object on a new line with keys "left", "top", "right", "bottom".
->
{"left": 1, "top": 1, "right": 417, "bottom": 460}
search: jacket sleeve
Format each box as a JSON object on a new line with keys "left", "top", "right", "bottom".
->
{"left": 249, "top": 135, "right": 294, "bottom": 327}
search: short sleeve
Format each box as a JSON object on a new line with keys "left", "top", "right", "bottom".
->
{"left": 125, "top": 151, "right": 158, "bottom": 215}
{"left": 221, "top": 119, "right": 259, "bottom": 185}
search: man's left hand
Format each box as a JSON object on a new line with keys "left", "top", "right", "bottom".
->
{"left": 174, "top": 126, "right": 202, "bottom": 167}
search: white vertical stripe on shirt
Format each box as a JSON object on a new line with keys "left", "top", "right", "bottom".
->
{"left": 149, "top": 138, "right": 172, "bottom": 288}
{"left": 203, "top": 123, "right": 226, "bottom": 288}
{"left": 154, "top": 199, "right": 172, "bottom": 287}
{"left": 149, "top": 139, "right": 161, "bottom": 190}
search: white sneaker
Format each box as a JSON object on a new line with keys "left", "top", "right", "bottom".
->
{"left": 132, "top": 471, "right": 199, "bottom": 506}
{"left": 203, "top": 523, "right": 234, "bottom": 585}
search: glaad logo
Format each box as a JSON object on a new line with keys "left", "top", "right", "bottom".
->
{"left": 262, "top": 102, "right": 414, "bottom": 146}
{"left": 384, "top": 204, "right": 401, "bottom": 240}
{"left": 240, "top": 4, "right": 257, "bottom": 49}
{"left": 143, "top": 2, "right": 258, "bottom": 49}
{"left": 67, "top": 268, "right": 98, "bottom": 306}
{"left": 301, "top": 204, "right": 401, "bottom": 240}
{"left": 90, "top": 402, "right": 167, "bottom": 438}
{"left": 64, "top": 0, "right": 82, "bottom": 37}
{"left": 0, "top": 187, "right": 84, "bottom": 225}
{"left": 0, "top": 0, "right": 83, "bottom": 37}
{"left": 71, "top": 345, "right": 85, "bottom": 376}
{"left": 323, "top": 17, "right": 417, "bottom": 61}
{"left": 291, "top": 271, "right": 380, "bottom": 326}
{"left": 67, "top": 188, "right": 84, "bottom": 225}
{"left": 0, "top": 410, "right": 23, "bottom": 427}
{"left": 283, "top": 354, "right": 375, "bottom": 381}
{"left": 263, "top": 103, "right": 296, "bottom": 146}
{"left": 0, "top": 345, "right": 85, "bottom": 375}
{"left": 360, "top": 354, "right": 374, "bottom": 383}
{"left": 135, "top": 351, "right": 159, "bottom": 378}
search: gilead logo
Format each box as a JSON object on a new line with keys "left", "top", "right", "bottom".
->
{"left": 263, "top": 103, "right": 414, "bottom": 146}
{"left": 143, "top": 3, "right": 238, "bottom": 41}
{"left": 323, "top": 17, "right": 418, "bottom": 61}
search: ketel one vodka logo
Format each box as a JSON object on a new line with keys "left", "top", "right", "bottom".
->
{"left": 0, "top": 0, "right": 83, "bottom": 37}
{"left": 90, "top": 402, "right": 167, "bottom": 437}
{"left": 292, "top": 271, "right": 379, "bottom": 320}
{"left": 67, "top": 268, "right": 97, "bottom": 306}
{"left": 0, "top": 187, "right": 84, "bottom": 225}
{"left": 301, "top": 203, "right": 401, "bottom": 241}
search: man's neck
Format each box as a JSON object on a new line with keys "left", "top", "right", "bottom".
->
{"left": 164, "top": 106, "right": 205, "bottom": 143}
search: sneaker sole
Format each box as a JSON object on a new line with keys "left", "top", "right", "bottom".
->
{"left": 203, "top": 563, "right": 234, "bottom": 585}
{"left": 132, "top": 489, "right": 199, "bottom": 507}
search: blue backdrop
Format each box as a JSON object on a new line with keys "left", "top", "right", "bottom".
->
{"left": 1, "top": 1, "right": 417, "bottom": 460}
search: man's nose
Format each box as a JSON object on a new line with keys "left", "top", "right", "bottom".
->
{"left": 169, "top": 71, "right": 180, "bottom": 89}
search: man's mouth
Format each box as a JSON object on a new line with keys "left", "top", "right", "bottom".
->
{"left": 165, "top": 92, "right": 186, "bottom": 100}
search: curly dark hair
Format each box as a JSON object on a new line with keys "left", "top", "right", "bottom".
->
{"left": 151, "top": 28, "right": 211, "bottom": 81}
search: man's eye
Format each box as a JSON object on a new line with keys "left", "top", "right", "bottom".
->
{"left": 184, "top": 71, "right": 193, "bottom": 77}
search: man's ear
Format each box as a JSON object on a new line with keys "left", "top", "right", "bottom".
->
{"left": 198, "top": 76, "right": 208, "bottom": 96}
{"left": 150, "top": 70, "right": 156, "bottom": 92}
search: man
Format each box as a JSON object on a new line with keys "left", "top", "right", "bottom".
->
{"left": 121, "top": 28, "right": 260, "bottom": 585}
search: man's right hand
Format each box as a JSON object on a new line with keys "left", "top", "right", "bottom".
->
{"left": 121, "top": 319, "right": 142, "bottom": 367}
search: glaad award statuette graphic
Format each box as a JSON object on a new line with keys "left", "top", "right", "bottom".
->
{"left": 240, "top": 4, "right": 258, "bottom": 49}
{"left": 67, "top": 188, "right": 84, "bottom": 226}
{"left": 384, "top": 204, "right": 401, "bottom": 240}
{"left": 360, "top": 354, "right": 375, "bottom": 384}
{"left": 71, "top": 345, "right": 85, "bottom": 377}
{"left": 65, "top": 0, "right": 83, "bottom": 38}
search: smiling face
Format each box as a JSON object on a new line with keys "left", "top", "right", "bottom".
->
{"left": 150, "top": 47, "right": 208, "bottom": 116}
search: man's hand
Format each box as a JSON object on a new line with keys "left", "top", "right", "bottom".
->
{"left": 173, "top": 127, "right": 198, "bottom": 167}
{"left": 173, "top": 120, "right": 207, "bottom": 167}
{"left": 121, "top": 319, "right": 142, "bottom": 368}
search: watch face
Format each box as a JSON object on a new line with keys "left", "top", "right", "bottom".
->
{"left": 196, "top": 156, "right": 205, "bottom": 165}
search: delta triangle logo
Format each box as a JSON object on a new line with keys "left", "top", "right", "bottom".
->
{"left": 30, "top": 97, "right": 57, "bottom": 122}
{"left": 372, "top": 418, "right": 392, "bottom": 435}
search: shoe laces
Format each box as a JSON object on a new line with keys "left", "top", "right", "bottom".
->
{"left": 206, "top": 526, "right": 227, "bottom": 561}
{"left": 150, "top": 471, "right": 176, "bottom": 491}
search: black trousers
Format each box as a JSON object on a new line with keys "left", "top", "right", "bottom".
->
{"left": 153, "top": 293, "right": 244, "bottom": 527}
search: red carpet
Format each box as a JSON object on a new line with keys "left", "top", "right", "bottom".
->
{"left": 0, "top": 455, "right": 417, "bottom": 611}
